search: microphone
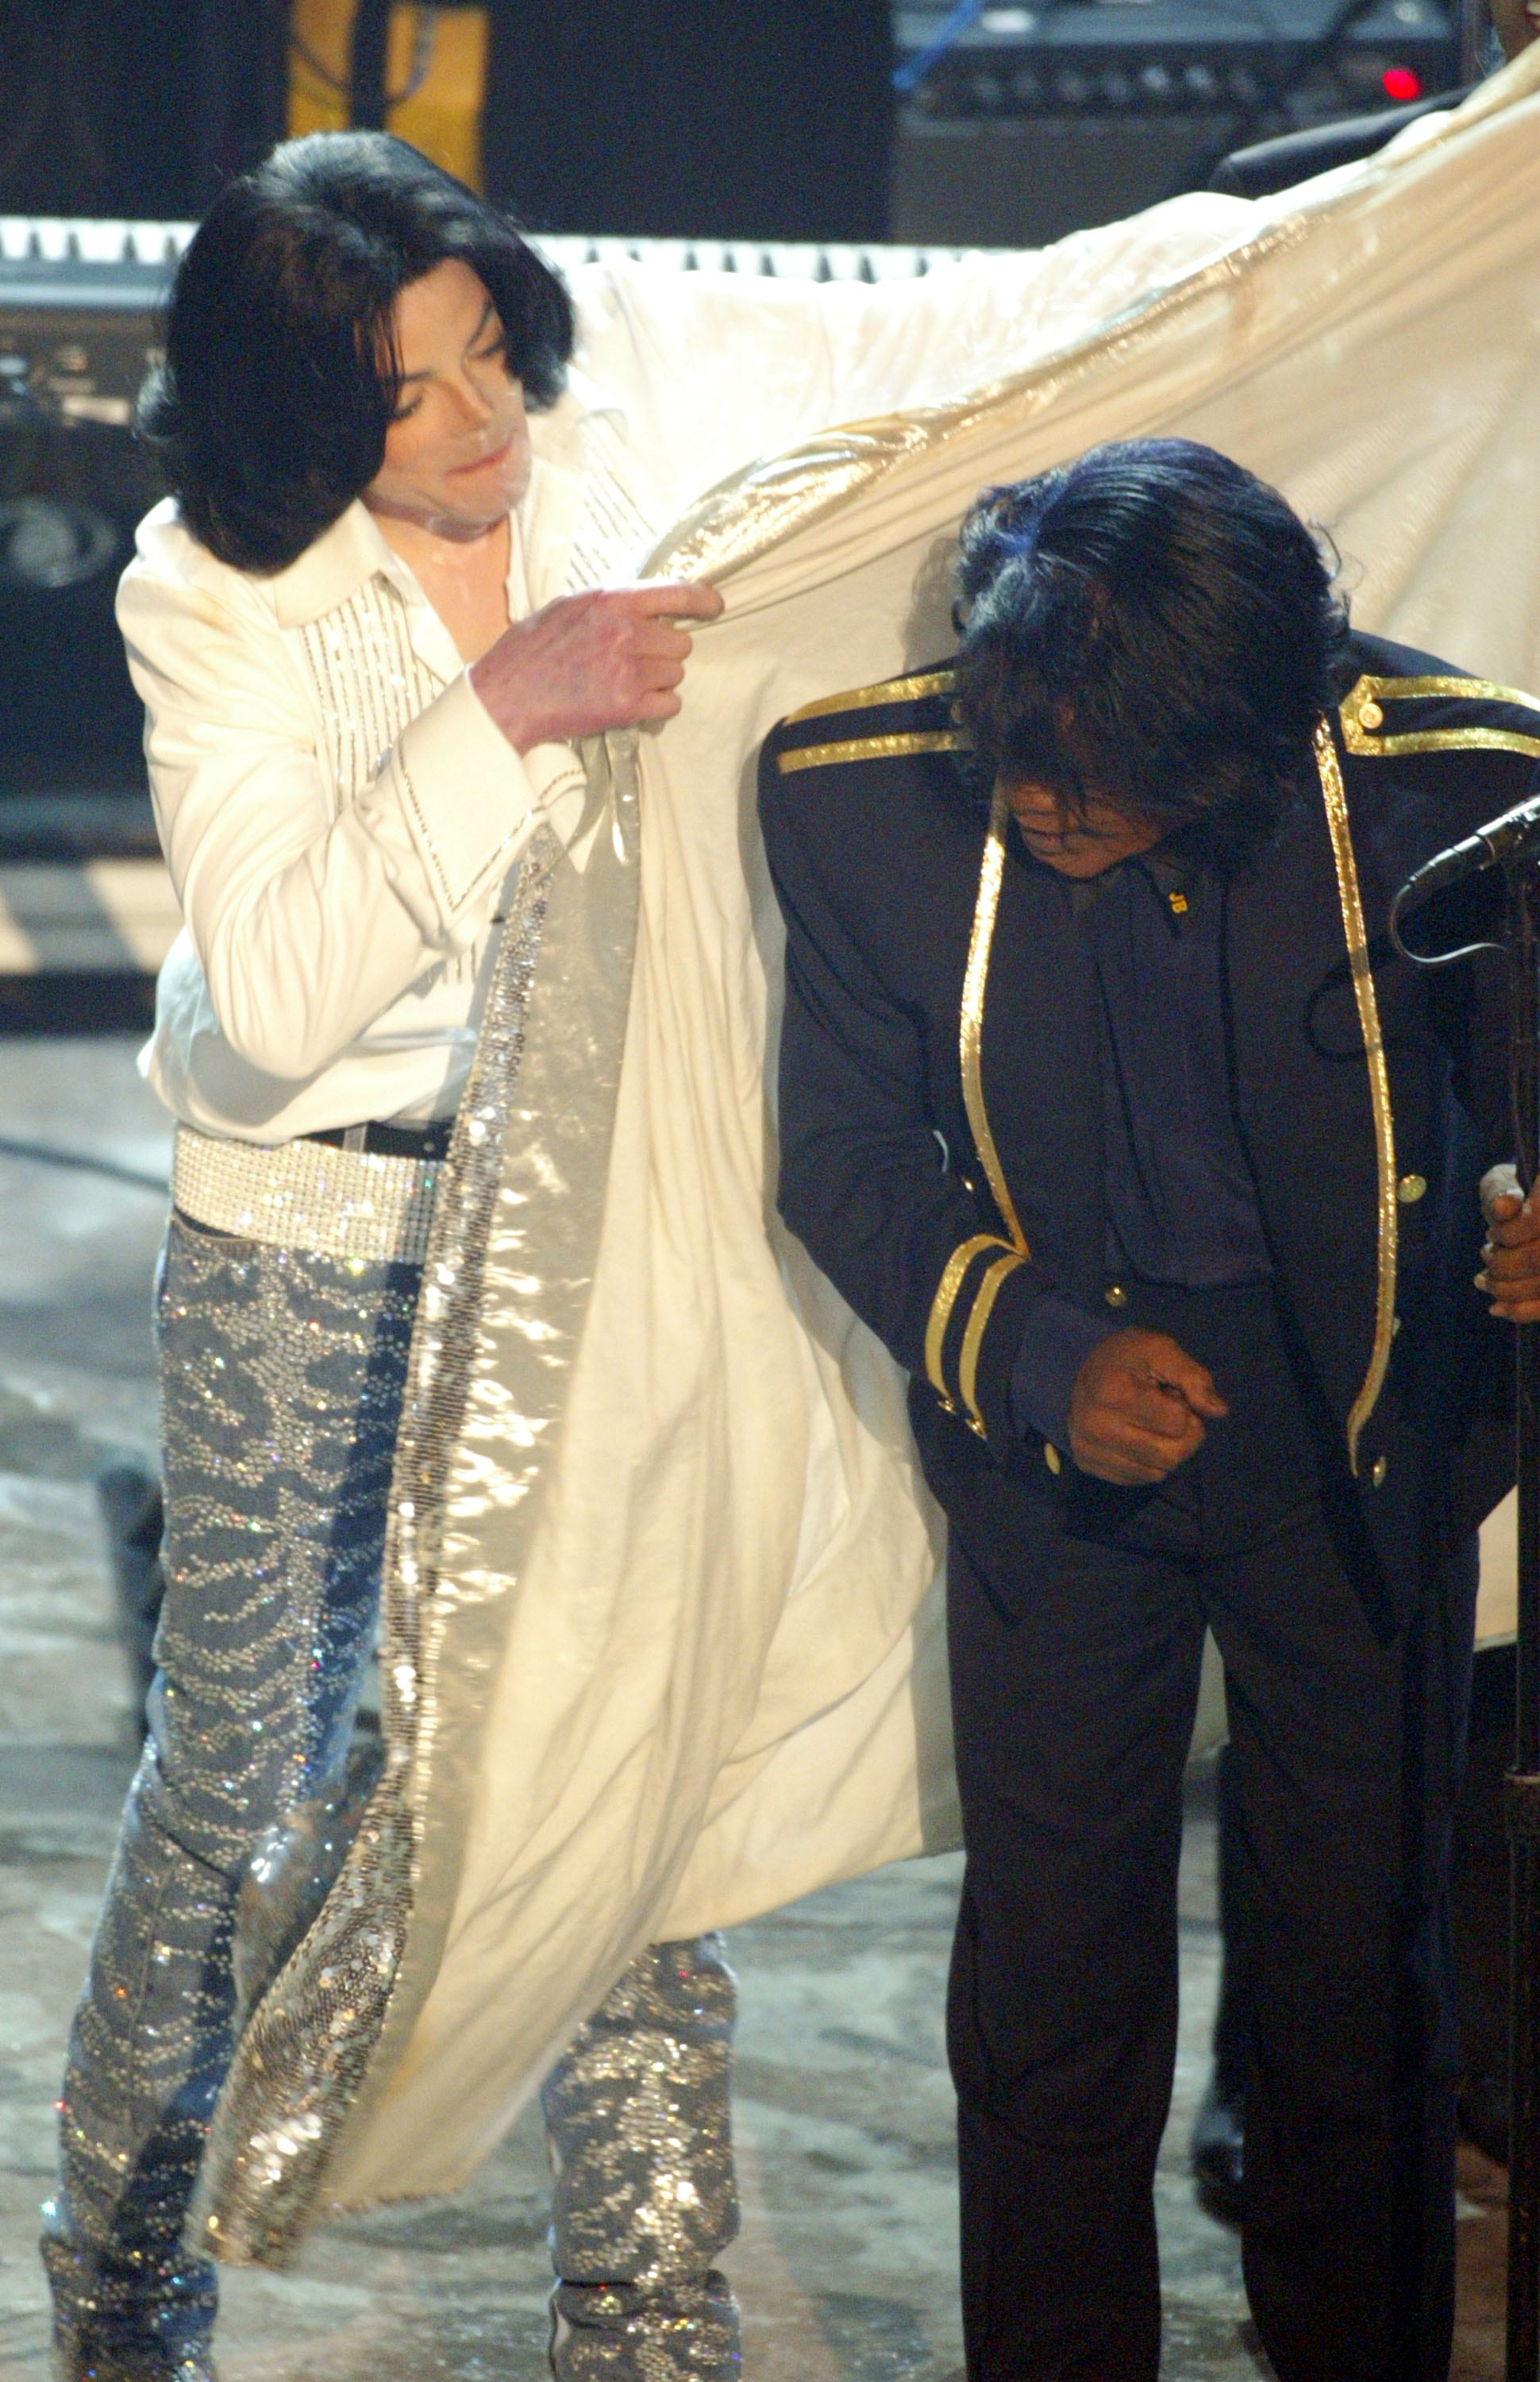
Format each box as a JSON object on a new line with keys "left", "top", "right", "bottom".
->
{"left": 1394, "top": 789, "right": 1540, "bottom": 917}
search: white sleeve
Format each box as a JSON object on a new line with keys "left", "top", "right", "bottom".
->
{"left": 579, "top": 193, "right": 1258, "bottom": 483}
{"left": 118, "top": 559, "right": 542, "bottom": 1083}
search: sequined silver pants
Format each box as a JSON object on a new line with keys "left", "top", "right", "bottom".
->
{"left": 44, "top": 1220, "right": 739, "bottom": 2381}
{"left": 543, "top": 1938, "right": 740, "bottom": 2382}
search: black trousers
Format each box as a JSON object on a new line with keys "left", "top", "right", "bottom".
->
{"left": 942, "top": 1285, "right": 1476, "bottom": 2382}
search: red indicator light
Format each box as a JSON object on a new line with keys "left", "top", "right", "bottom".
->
{"left": 1382, "top": 64, "right": 1422, "bottom": 98}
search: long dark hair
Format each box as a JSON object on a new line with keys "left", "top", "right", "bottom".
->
{"left": 141, "top": 132, "right": 575, "bottom": 574}
{"left": 954, "top": 438, "right": 1350, "bottom": 865}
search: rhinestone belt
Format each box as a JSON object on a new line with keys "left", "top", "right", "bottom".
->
{"left": 172, "top": 1125, "right": 441, "bottom": 1268}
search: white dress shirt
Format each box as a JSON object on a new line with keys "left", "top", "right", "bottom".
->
{"left": 129, "top": 371, "right": 631, "bottom": 1139}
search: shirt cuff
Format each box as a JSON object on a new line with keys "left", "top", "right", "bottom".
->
{"left": 1010, "top": 1292, "right": 1118, "bottom": 1452}
{"left": 369, "top": 673, "right": 537, "bottom": 939}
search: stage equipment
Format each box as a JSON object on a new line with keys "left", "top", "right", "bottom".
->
{"left": 350, "top": 0, "right": 393, "bottom": 129}
{"left": 0, "top": 219, "right": 183, "bottom": 802}
{"left": 1398, "top": 789, "right": 1540, "bottom": 904}
{"left": 892, "top": 0, "right": 1459, "bottom": 244}
{"left": 1392, "top": 815, "right": 1540, "bottom": 2380}
{"left": 288, "top": 1, "right": 492, "bottom": 191}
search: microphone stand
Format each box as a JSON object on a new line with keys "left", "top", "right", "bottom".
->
{"left": 1507, "top": 857, "right": 1540, "bottom": 2382}
{"left": 1395, "top": 805, "right": 1540, "bottom": 2374}
{"left": 348, "top": 0, "right": 394, "bottom": 130}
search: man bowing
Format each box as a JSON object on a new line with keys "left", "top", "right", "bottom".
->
{"left": 760, "top": 438, "right": 1540, "bottom": 2381}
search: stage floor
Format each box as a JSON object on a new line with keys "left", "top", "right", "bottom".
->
{"left": 0, "top": 1033, "right": 1509, "bottom": 2382}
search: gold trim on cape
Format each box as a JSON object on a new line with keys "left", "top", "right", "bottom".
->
{"left": 197, "top": 738, "right": 642, "bottom": 2263}
{"left": 776, "top": 728, "right": 965, "bottom": 773}
{"left": 196, "top": 826, "right": 569, "bottom": 2262}
{"left": 783, "top": 669, "right": 957, "bottom": 726}
{"left": 961, "top": 788, "right": 1030, "bottom": 1258}
{"left": 1314, "top": 717, "right": 1397, "bottom": 1474}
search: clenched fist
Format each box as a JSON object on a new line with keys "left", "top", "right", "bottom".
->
{"left": 470, "top": 579, "right": 724, "bottom": 751}
{"left": 1068, "top": 1328, "right": 1229, "bottom": 1487}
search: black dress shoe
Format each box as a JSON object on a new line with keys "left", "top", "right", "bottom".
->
{"left": 1191, "top": 2076, "right": 1245, "bottom": 2226}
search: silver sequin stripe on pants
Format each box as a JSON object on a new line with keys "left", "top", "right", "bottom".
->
{"left": 43, "top": 1214, "right": 740, "bottom": 2381}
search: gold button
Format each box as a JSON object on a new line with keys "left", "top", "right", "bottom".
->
{"left": 1044, "top": 1443, "right": 1062, "bottom": 1475}
{"left": 1105, "top": 1284, "right": 1128, "bottom": 1309}
{"left": 1397, "top": 1173, "right": 1427, "bottom": 1205}
{"left": 1358, "top": 699, "right": 1384, "bottom": 730}
{"left": 1371, "top": 1455, "right": 1388, "bottom": 1488}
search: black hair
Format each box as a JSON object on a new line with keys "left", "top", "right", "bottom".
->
{"left": 953, "top": 438, "right": 1351, "bottom": 867}
{"left": 140, "top": 131, "right": 576, "bottom": 574}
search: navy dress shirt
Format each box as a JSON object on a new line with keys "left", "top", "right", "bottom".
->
{"left": 1009, "top": 850, "right": 1273, "bottom": 1449}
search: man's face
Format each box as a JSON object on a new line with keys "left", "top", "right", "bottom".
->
{"left": 999, "top": 776, "right": 1166, "bottom": 878}
{"left": 365, "top": 258, "right": 532, "bottom": 540}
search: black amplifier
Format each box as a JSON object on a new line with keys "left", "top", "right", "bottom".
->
{"left": 892, "top": 0, "right": 1459, "bottom": 243}
{"left": 0, "top": 223, "right": 182, "bottom": 804}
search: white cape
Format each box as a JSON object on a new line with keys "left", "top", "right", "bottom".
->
{"left": 198, "top": 50, "right": 1540, "bottom": 2253}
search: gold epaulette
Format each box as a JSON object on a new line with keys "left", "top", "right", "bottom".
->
{"left": 1341, "top": 673, "right": 1540, "bottom": 762}
{"left": 774, "top": 665, "right": 968, "bottom": 777}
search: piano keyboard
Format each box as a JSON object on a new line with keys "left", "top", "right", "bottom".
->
{"left": 0, "top": 214, "right": 983, "bottom": 291}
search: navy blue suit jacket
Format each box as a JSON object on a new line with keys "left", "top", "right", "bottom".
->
{"left": 760, "top": 634, "right": 1539, "bottom": 1630}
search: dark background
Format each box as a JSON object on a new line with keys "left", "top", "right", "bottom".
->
{"left": 0, "top": 1, "right": 291, "bottom": 218}
{"left": 481, "top": 2, "right": 894, "bottom": 241}
{"left": 0, "top": 1, "right": 895, "bottom": 237}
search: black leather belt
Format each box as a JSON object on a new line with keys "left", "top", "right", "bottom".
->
{"left": 307, "top": 1120, "right": 453, "bottom": 1162}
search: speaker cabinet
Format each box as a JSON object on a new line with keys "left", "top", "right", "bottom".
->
{"left": 892, "top": 112, "right": 1241, "bottom": 245}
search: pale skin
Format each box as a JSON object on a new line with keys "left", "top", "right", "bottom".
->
{"left": 363, "top": 255, "right": 722, "bottom": 746}
{"left": 999, "top": 772, "right": 1540, "bottom": 1486}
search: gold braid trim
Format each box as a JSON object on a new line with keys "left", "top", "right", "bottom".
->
{"left": 959, "top": 1253, "right": 1027, "bottom": 1437}
{"left": 1342, "top": 673, "right": 1540, "bottom": 763}
{"left": 961, "top": 788, "right": 1030, "bottom": 1257}
{"left": 776, "top": 729, "right": 965, "bottom": 774}
{"left": 1315, "top": 717, "right": 1398, "bottom": 1475}
{"left": 783, "top": 669, "right": 957, "bottom": 727}
{"left": 924, "top": 1233, "right": 1014, "bottom": 1407}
